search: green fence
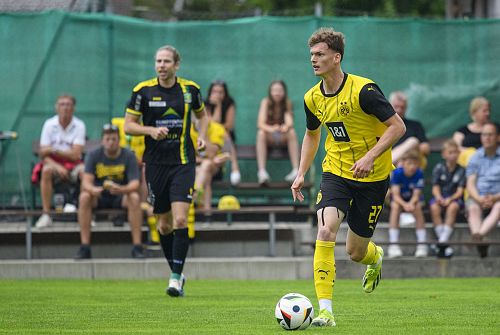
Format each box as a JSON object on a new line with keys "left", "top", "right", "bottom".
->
{"left": 1, "top": 11, "right": 499, "bottom": 206}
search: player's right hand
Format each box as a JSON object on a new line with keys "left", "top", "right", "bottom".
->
{"left": 150, "top": 127, "right": 169, "bottom": 140}
{"left": 291, "top": 174, "right": 305, "bottom": 202}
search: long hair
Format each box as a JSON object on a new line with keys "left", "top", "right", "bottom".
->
{"left": 205, "top": 80, "right": 235, "bottom": 121}
{"left": 267, "top": 80, "right": 288, "bottom": 124}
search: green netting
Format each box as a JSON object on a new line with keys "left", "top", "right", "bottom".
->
{"left": 1, "top": 11, "right": 499, "bottom": 204}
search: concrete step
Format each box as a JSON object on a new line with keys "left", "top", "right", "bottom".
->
{"left": 0, "top": 257, "right": 498, "bottom": 280}
{"left": 1, "top": 221, "right": 499, "bottom": 259}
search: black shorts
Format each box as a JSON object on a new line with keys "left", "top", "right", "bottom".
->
{"left": 315, "top": 172, "right": 389, "bottom": 238}
{"left": 145, "top": 163, "right": 195, "bottom": 214}
{"left": 97, "top": 193, "right": 123, "bottom": 209}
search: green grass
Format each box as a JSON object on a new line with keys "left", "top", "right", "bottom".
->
{"left": 0, "top": 278, "right": 499, "bottom": 334}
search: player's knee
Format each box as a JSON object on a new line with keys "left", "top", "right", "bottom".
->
{"left": 173, "top": 215, "right": 187, "bottom": 228}
{"left": 158, "top": 221, "right": 173, "bottom": 235}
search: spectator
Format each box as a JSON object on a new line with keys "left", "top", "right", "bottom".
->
{"left": 387, "top": 150, "right": 427, "bottom": 258}
{"left": 35, "top": 94, "right": 86, "bottom": 228}
{"left": 75, "top": 124, "right": 144, "bottom": 259}
{"left": 205, "top": 80, "right": 241, "bottom": 185}
{"left": 205, "top": 80, "right": 236, "bottom": 141}
{"left": 465, "top": 122, "right": 500, "bottom": 258}
{"left": 256, "top": 80, "right": 299, "bottom": 185}
{"left": 429, "top": 139, "right": 466, "bottom": 258}
{"left": 191, "top": 111, "right": 239, "bottom": 217}
{"left": 453, "top": 96, "right": 491, "bottom": 166}
{"left": 390, "top": 91, "right": 430, "bottom": 167}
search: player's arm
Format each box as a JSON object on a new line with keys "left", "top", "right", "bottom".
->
{"left": 352, "top": 84, "right": 406, "bottom": 178}
{"left": 124, "top": 112, "right": 168, "bottom": 141}
{"left": 291, "top": 100, "right": 321, "bottom": 202}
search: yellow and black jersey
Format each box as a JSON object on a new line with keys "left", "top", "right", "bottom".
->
{"left": 304, "top": 73, "right": 395, "bottom": 182}
{"left": 126, "top": 77, "right": 205, "bottom": 165}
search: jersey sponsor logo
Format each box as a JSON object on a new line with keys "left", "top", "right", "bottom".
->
{"left": 326, "top": 121, "right": 351, "bottom": 142}
{"left": 339, "top": 101, "right": 350, "bottom": 117}
{"left": 161, "top": 107, "right": 180, "bottom": 118}
{"left": 152, "top": 97, "right": 162, "bottom": 101}
{"left": 149, "top": 101, "right": 167, "bottom": 107}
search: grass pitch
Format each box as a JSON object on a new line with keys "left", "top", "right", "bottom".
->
{"left": 0, "top": 278, "right": 499, "bottom": 334}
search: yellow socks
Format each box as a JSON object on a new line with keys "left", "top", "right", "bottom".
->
{"left": 359, "top": 241, "right": 381, "bottom": 266}
{"left": 314, "top": 240, "right": 336, "bottom": 301}
{"left": 187, "top": 202, "right": 196, "bottom": 239}
{"left": 146, "top": 215, "right": 159, "bottom": 243}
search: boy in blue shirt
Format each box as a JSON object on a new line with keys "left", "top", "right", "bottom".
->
{"left": 429, "top": 139, "right": 465, "bottom": 258}
{"left": 388, "top": 149, "right": 427, "bottom": 258}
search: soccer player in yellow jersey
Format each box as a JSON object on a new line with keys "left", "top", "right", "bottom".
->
{"left": 291, "top": 27, "right": 406, "bottom": 327}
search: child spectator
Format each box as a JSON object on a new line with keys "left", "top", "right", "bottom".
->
{"left": 429, "top": 139, "right": 466, "bottom": 258}
{"left": 388, "top": 149, "right": 427, "bottom": 258}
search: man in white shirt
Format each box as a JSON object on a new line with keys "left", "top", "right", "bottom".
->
{"left": 35, "top": 95, "right": 86, "bottom": 228}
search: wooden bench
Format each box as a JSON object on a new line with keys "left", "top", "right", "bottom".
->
{"left": 212, "top": 144, "right": 316, "bottom": 206}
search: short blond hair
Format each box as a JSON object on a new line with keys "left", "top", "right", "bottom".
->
{"left": 469, "top": 96, "right": 489, "bottom": 117}
{"left": 441, "top": 139, "right": 458, "bottom": 152}
{"left": 401, "top": 149, "right": 420, "bottom": 162}
{"left": 308, "top": 27, "right": 345, "bottom": 60}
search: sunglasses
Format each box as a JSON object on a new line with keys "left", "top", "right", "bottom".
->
{"left": 102, "top": 123, "right": 119, "bottom": 132}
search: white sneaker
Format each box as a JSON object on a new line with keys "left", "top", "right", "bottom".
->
{"left": 284, "top": 168, "right": 298, "bottom": 183}
{"left": 167, "top": 277, "right": 184, "bottom": 297}
{"left": 257, "top": 170, "right": 270, "bottom": 185}
{"left": 387, "top": 244, "right": 403, "bottom": 258}
{"left": 63, "top": 203, "right": 77, "bottom": 213}
{"left": 230, "top": 170, "right": 241, "bottom": 186}
{"left": 415, "top": 245, "right": 428, "bottom": 257}
{"left": 399, "top": 213, "right": 416, "bottom": 227}
{"left": 35, "top": 214, "right": 52, "bottom": 228}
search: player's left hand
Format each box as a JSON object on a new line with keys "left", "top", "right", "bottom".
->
{"left": 197, "top": 138, "right": 206, "bottom": 152}
{"left": 350, "top": 153, "right": 374, "bottom": 179}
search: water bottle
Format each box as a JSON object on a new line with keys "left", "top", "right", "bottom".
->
{"left": 54, "top": 193, "right": 65, "bottom": 213}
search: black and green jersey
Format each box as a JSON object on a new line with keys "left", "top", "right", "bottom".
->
{"left": 126, "top": 77, "right": 204, "bottom": 165}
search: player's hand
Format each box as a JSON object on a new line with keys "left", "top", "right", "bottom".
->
{"left": 150, "top": 127, "right": 169, "bottom": 140}
{"left": 197, "top": 138, "right": 206, "bottom": 152}
{"left": 350, "top": 153, "right": 375, "bottom": 179}
{"left": 291, "top": 174, "right": 305, "bottom": 202}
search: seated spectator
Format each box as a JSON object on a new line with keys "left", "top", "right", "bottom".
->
{"left": 453, "top": 96, "right": 492, "bottom": 166}
{"left": 75, "top": 124, "right": 144, "bottom": 259}
{"left": 256, "top": 80, "right": 299, "bottom": 185}
{"left": 465, "top": 122, "right": 500, "bottom": 258}
{"left": 35, "top": 94, "right": 86, "bottom": 228}
{"left": 429, "top": 139, "right": 466, "bottom": 258}
{"left": 387, "top": 150, "right": 427, "bottom": 258}
{"left": 205, "top": 80, "right": 241, "bottom": 185}
{"left": 389, "top": 91, "right": 430, "bottom": 167}
{"left": 191, "top": 112, "right": 240, "bottom": 218}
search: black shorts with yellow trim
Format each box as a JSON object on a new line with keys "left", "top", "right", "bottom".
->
{"left": 315, "top": 172, "right": 389, "bottom": 238}
{"left": 145, "top": 163, "right": 195, "bottom": 214}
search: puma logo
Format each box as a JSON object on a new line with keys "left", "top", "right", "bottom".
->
{"left": 317, "top": 269, "right": 330, "bottom": 280}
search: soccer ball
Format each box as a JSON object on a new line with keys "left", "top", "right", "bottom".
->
{"left": 275, "top": 293, "right": 314, "bottom": 330}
